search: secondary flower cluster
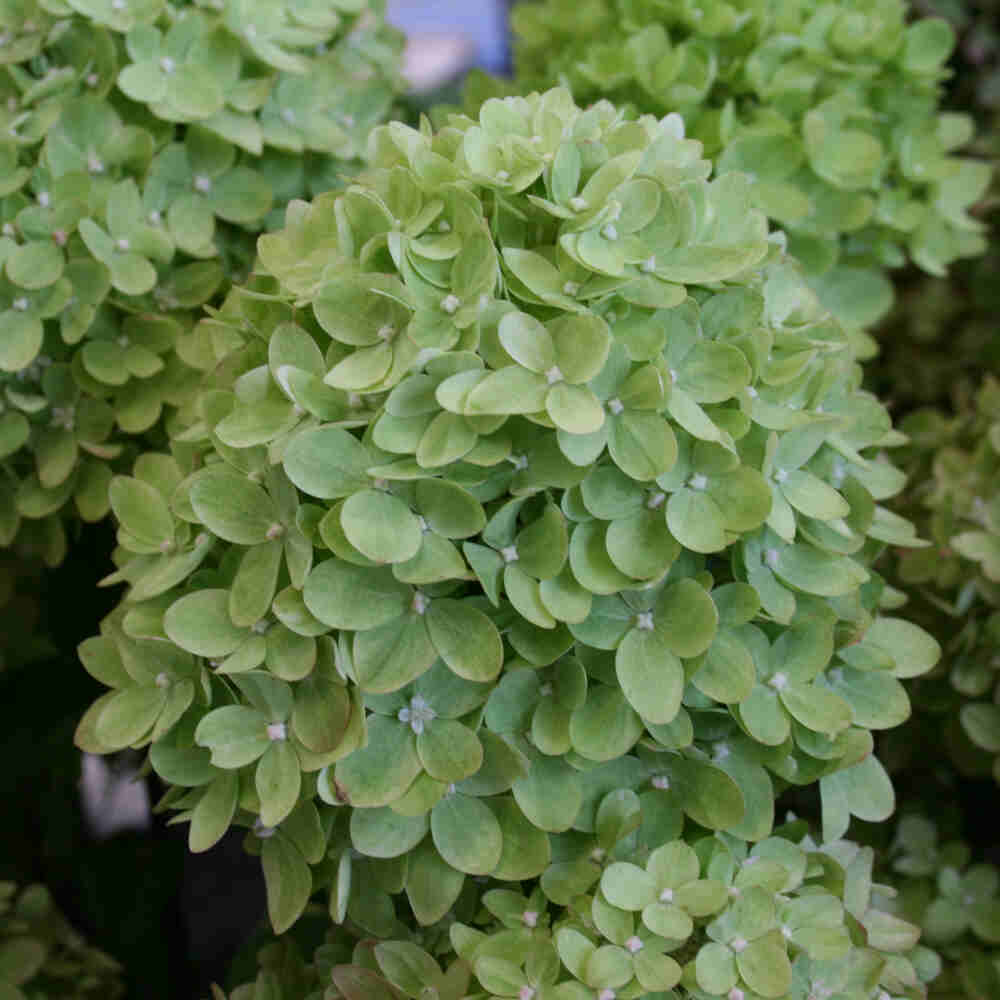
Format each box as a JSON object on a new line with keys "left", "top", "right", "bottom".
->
{"left": 484, "top": 0, "right": 991, "bottom": 342}
{"left": 75, "top": 89, "right": 938, "bottom": 935}
{"left": 0, "top": 0, "right": 401, "bottom": 564}
{"left": 881, "top": 376, "right": 1000, "bottom": 783}
{"left": 217, "top": 819, "right": 928, "bottom": 1000}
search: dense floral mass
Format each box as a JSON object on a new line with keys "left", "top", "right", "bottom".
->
{"left": 475, "top": 0, "right": 992, "bottom": 346}
{"left": 0, "top": 1, "right": 995, "bottom": 997}
{"left": 72, "top": 90, "right": 941, "bottom": 962}
{"left": 0, "top": 0, "right": 401, "bottom": 565}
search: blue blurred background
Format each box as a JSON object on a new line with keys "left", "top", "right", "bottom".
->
{"left": 387, "top": 0, "right": 512, "bottom": 87}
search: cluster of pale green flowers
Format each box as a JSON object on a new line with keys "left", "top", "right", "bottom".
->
{"left": 472, "top": 0, "right": 992, "bottom": 349}
{"left": 0, "top": 0, "right": 401, "bottom": 564}
{"left": 0, "top": 881, "right": 124, "bottom": 999}
{"left": 216, "top": 817, "right": 930, "bottom": 1000}
{"left": 72, "top": 89, "right": 941, "bottom": 937}
{"left": 878, "top": 376, "right": 1000, "bottom": 783}
{"left": 873, "top": 815, "right": 1000, "bottom": 999}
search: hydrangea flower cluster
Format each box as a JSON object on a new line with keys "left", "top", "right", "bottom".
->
{"left": 0, "top": 0, "right": 401, "bottom": 564}
{"left": 74, "top": 90, "right": 940, "bottom": 936}
{"left": 216, "top": 819, "right": 928, "bottom": 1000}
{"left": 477, "top": 0, "right": 992, "bottom": 343}
{"left": 878, "top": 376, "right": 1000, "bottom": 783}
{"left": 874, "top": 815, "right": 1000, "bottom": 999}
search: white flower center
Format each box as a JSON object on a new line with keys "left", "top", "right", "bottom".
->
{"left": 764, "top": 548, "right": 780, "bottom": 569}
{"left": 116, "top": 238, "right": 130, "bottom": 251}
{"left": 508, "top": 454, "right": 528, "bottom": 471}
{"left": 155, "top": 672, "right": 170, "bottom": 688}
{"left": 412, "top": 591, "right": 430, "bottom": 615}
{"left": 501, "top": 545, "right": 519, "bottom": 564}
{"left": 781, "top": 924, "right": 793, "bottom": 939}
{"left": 730, "top": 937, "right": 748, "bottom": 953}
{"left": 746, "top": 386, "right": 758, "bottom": 398}
{"left": 608, "top": 397, "right": 624, "bottom": 415}
{"left": 441, "top": 294, "right": 460, "bottom": 314}
{"left": 522, "top": 910, "right": 538, "bottom": 928}
{"left": 728, "top": 989, "right": 745, "bottom": 1000}
{"left": 636, "top": 611, "right": 654, "bottom": 631}
{"left": 774, "top": 467, "right": 789, "bottom": 483}
{"left": 519, "top": 989, "right": 536, "bottom": 1000}
{"left": 640, "top": 255, "right": 657, "bottom": 273}
{"left": 266, "top": 523, "right": 284, "bottom": 540}
{"left": 149, "top": 210, "right": 161, "bottom": 224}
{"left": 194, "top": 175, "right": 212, "bottom": 193}
{"left": 37, "top": 191, "right": 50, "bottom": 207}
{"left": 545, "top": 365, "right": 563, "bottom": 385}
{"left": 497, "top": 169, "right": 510, "bottom": 182}
{"left": 689, "top": 474, "right": 708, "bottom": 491}
{"left": 267, "top": 722, "right": 287, "bottom": 741}
{"left": 625, "top": 936, "right": 643, "bottom": 953}
{"left": 647, "top": 491, "right": 666, "bottom": 509}
{"left": 562, "top": 280, "right": 581, "bottom": 297}
{"left": 160, "top": 56, "right": 176, "bottom": 74}
{"left": 87, "top": 153, "right": 104, "bottom": 173}
{"left": 398, "top": 695, "right": 436, "bottom": 734}
{"left": 598, "top": 991, "right": 616, "bottom": 1000}
{"left": 437, "top": 219, "right": 451, "bottom": 233}
{"left": 769, "top": 672, "right": 789, "bottom": 691}
{"left": 377, "top": 324, "right": 395, "bottom": 341}
{"left": 659, "top": 888, "right": 674, "bottom": 902}
{"left": 652, "top": 775, "right": 670, "bottom": 790}
{"left": 569, "top": 196, "right": 588, "bottom": 212}
{"left": 601, "top": 223, "right": 619, "bottom": 241}
{"left": 253, "top": 818, "right": 276, "bottom": 838}
{"left": 12, "top": 297, "right": 29, "bottom": 311}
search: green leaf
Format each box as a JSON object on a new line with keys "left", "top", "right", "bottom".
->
{"left": 0, "top": 312, "right": 43, "bottom": 373}
{"left": 261, "top": 834, "right": 312, "bottom": 933}
{"left": 431, "top": 793, "right": 503, "bottom": 875}
{"left": 667, "top": 488, "right": 727, "bottom": 553}
{"left": 5, "top": 240, "right": 64, "bottom": 289}
{"left": 256, "top": 740, "right": 302, "bottom": 828}
{"left": 335, "top": 715, "right": 421, "bottom": 808}
{"left": 190, "top": 466, "right": 279, "bottom": 544}
{"left": 601, "top": 862, "right": 656, "bottom": 910}
{"left": 616, "top": 630, "right": 684, "bottom": 724}
{"left": 351, "top": 807, "right": 429, "bottom": 860}
{"left": 417, "top": 720, "right": 483, "bottom": 783}
{"left": 303, "top": 560, "right": 410, "bottom": 631}
{"left": 341, "top": 489, "right": 422, "bottom": 564}
{"left": 109, "top": 475, "right": 174, "bottom": 551}
{"left": 194, "top": 705, "right": 269, "bottom": 769}
{"left": 164, "top": 589, "right": 248, "bottom": 657}
{"left": 189, "top": 771, "right": 239, "bottom": 853}
{"left": 283, "top": 426, "right": 371, "bottom": 499}
{"left": 425, "top": 599, "right": 503, "bottom": 682}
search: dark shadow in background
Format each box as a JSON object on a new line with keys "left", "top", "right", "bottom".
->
{"left": 0, "top": 519, "right": 267, "bottom": 998}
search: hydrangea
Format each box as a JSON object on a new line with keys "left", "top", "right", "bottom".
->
{"left": 0, "top": 0, "right": 402, "bottom": 564}
{"left": 74, "top": 89, "right": 939, "bottom": 936}
{"left": 878, "top": 376, "right": 1000, "bottom": 783}
{"left": 216, "top": 820, "right": 926, "bottom": 1000}
{"left": 873, "top": 815, "right": 1000, "bottom": 999}
{"left": 0, "top": 881, "right": 124, "bottom": 999}
{"left": 476, "top": 0, "right": 992, "bottom": 343}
